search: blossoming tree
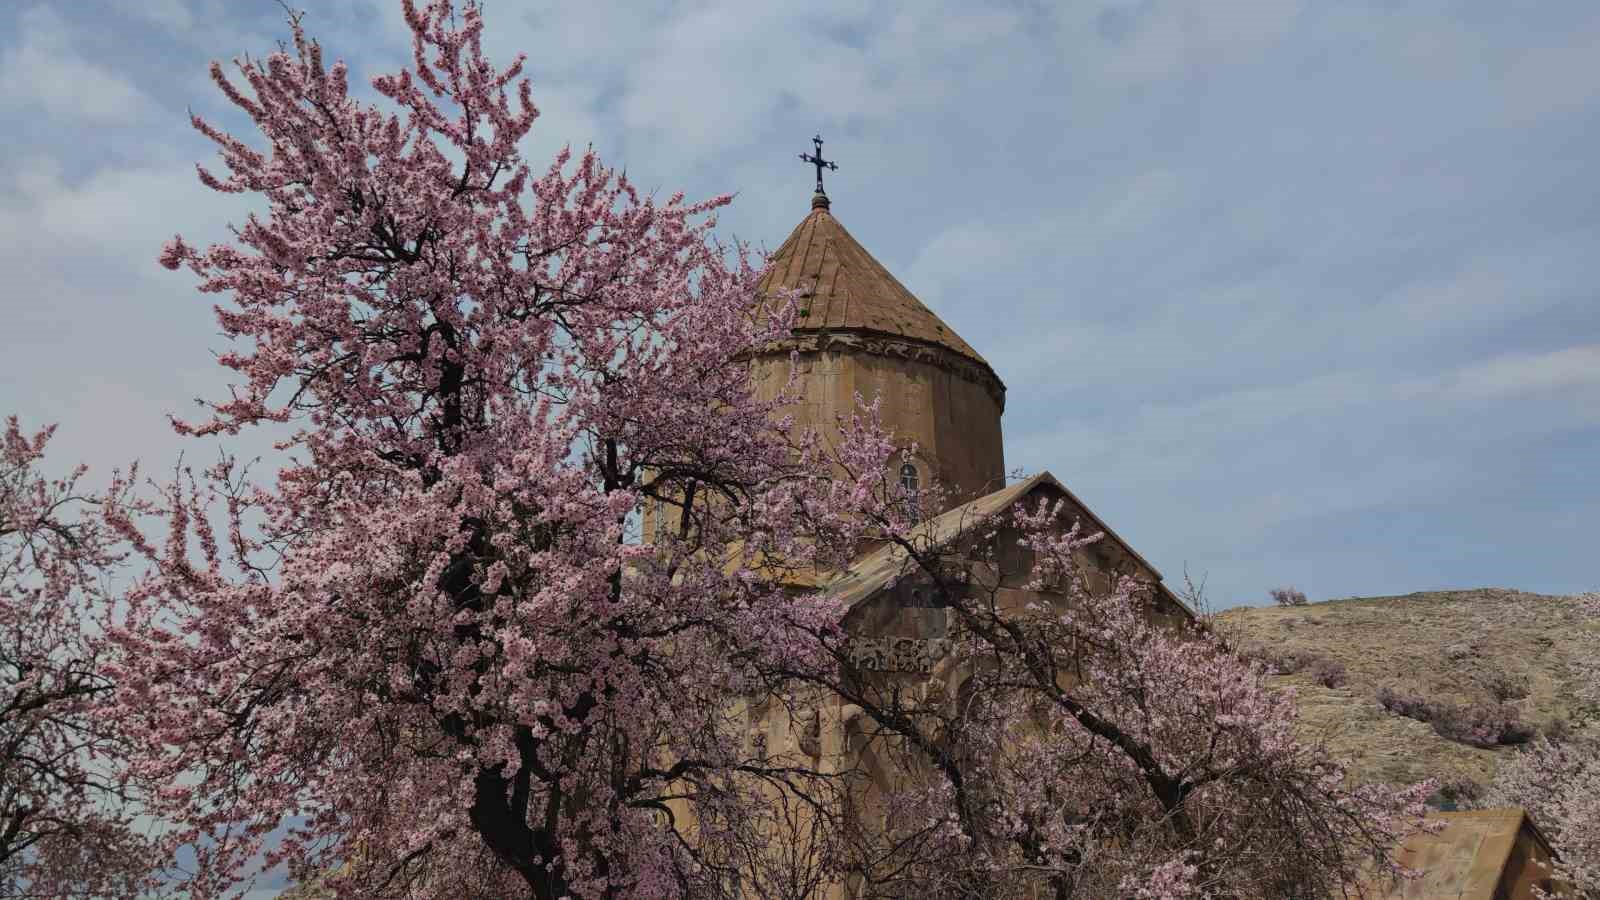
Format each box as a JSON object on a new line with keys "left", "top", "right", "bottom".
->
{"left": 0, "top": 418, "right": 151, "bottom": 897}
{"left": 103, "top": 2, "right": 1438, "bottom": 897}
{"left": 109, "top": 2, "right": 873, "bottom": 895}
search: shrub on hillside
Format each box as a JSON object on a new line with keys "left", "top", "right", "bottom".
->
{"left": 1431, "top": 702, "right": 1536, "bottom": 748}
{"left": 1309, "top": 657, "right": 1348, "bottom": 689}
{"left": 1429, "top": 776, "right": 1483, "bottom": 810}
{"left": 1273, "top": 650, "right": 1318, "bottom": 675}
{"left": 1375, "top": 686, "right": 1434, "bottom": 721}
{"left": 1376, "top": 687, "right": 1536, "bottom": 747}
{"left": 1238, "top": 645, "right": 1340, "bottom": 680}
{"left": 1545, "top": 716, "right": 1574, "bottom": 744}
{"left": 1234, "top": 643, "right": 1274, "bottom": 670}
{"left": 1270, "top": 586, "right": 1309, "bottom": 607}
{"left": 1478, "top": 668, "right": 1531, "bottom": 702}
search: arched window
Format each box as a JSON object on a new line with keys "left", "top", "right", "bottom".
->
{"left": 899, "top": 463, "right": 921, "bottom": 523}
{"left": 899, "top": 463, "right": 919, "bottom": 494}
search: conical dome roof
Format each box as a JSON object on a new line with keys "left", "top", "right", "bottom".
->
{"left": 758, "top": 195, "right": 998, "bottom": 381}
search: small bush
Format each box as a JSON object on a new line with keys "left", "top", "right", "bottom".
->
{"left": 1270, "top": 586, "right": 1308, "bottom": 607}
{"left": 1274, "top": 650, "right": 1316, "bottom": 674}
{"left": 1546, "top": 716, "right": 1574, "bottom": 744}
{"left": 1428, "top": 776, "right": 1483, "bottom": 810}
{"left": 1235, "top": 643, "right": 1277, "bottom": 671}
{"left": 1237, "top": 644, "right": 1352, "bottom": 688}
{"left": 1479, "top": 668, "right": 1531, "bottom": 702}
{"left": 1376, "top": 685, "right": 1435, "bottom": 721}
{"left": 1238, "top": 645, "right": 1335, "bottom": 678}
{"left": 1430, "top": 702, "right": 1536, "bottom": 748}
{"left": 1308, "top": 657, "right": 1348, "bottom": 688}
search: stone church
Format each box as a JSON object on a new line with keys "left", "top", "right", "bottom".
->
{"left": 690, "top": 172, "right": 1197, "bottom": 896}
{"left": 748, "top": 181, "right": 1194, "bottom": 636}
{"left": 705, "top": 168, "right": 1561, "bottom": 898}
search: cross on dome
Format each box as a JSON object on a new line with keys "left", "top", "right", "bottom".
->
{"left": 798, "top": 134, "right": 838, "bottom": 200}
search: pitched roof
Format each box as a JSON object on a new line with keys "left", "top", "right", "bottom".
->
{"left": 824, "top": 471, "right": 1190, "bottom": 618}
{"left": 758, "top": 194, "right": 997, "bottom": 377}
{"left": 1365, "top": 808, "right": 1560, "bottom": 898}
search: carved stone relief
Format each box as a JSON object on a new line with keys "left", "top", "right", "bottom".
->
{"left": 756, "top": 330, "right": 1007, "bottom": 409}
{"left": 848, "top": 635, "right": 953, "bottom": 673}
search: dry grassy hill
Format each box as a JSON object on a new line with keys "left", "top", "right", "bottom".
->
{"left": 1213, "top": 587, "right": 1597, "bottom": 797}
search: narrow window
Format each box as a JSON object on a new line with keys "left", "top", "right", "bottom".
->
{"left": 652, "top": 501, "right": 676, "bottom": 543}
{"left": 899, "top": 463, "right": 919, "bottom": 494}
{"left": 896, "top": 461, "right": 921, "bottom": 490}
{"left": 899, "top": 463, "right": 921, "bottom": 522}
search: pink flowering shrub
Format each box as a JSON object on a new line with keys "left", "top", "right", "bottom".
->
{"left": 1484, "top": 735, "right": 1600, "bottom": 897}
{"left": 1376, "top": 686, "right": 1536, "bottom": 747}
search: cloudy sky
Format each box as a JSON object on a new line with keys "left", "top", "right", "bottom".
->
{"left": 3, "top": 0, "right": 1596, "bottom": 629}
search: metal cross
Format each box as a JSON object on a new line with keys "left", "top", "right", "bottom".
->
{"left": 799, "top": 134, "right": 838, "bottom": 195}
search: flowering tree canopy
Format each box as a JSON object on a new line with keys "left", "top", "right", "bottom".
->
{"left": 92, "top": 2, "right": 1439, "bottom": 898}
{"left": 112, "top": 1, "right": 876, "bottom": 895}
{"left": 0, "top": 418, "right": 151, "bottom": 897}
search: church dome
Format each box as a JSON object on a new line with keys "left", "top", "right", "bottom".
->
{"left": 756, "top": 193, "right": 1004, "bottom": 402}
{"left": 752, "top": 192, "right": 1007, "bottom": 510}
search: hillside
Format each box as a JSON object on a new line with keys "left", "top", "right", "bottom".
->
{"left": 1214, "top": 587, "right": 1597, "bottom": 797}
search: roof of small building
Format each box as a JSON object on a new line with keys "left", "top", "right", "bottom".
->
{"left": 757, "top": 193, "right": 999, "bottom": 381}
{"left": 823, "top": 471, "right": 1190, "bottom": 618}
{"left": 1362, "top": 808, "right": 1560, "bottom": 898}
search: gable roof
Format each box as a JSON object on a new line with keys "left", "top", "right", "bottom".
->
{"left": 757, "top": 195, "right": 1000, "bottom": 383}
{"left": 824, "top": 471, "right": 1191, "bottom": 619}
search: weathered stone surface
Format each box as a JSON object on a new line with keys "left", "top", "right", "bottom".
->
{"left": 847, "top": 635, "right": 953, "bottom": 673}
{"left": 750, "top": 199, "right": 1008, "bottom": 510}
{"left": 755, "top": 200, "right": 998, "bottom": 376}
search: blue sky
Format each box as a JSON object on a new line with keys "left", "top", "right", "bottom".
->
{"left": 2, "top": 0, "right": 1596, "bottom": 630}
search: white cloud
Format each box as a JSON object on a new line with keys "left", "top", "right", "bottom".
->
{"left": 126, "top": 0, "right": 196, "bottom": 32}
{"left": 0, "top": 6, "right": 155, "bottom": 125}
{"left": 0, "top": 153, "right": 269, "bottom": 480}
{"left": 1438, "top": 344, "right": 1600, "bottom": 401}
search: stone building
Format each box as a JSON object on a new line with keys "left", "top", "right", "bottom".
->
{"left": 750, "top": 184, "right": 1193, "bottom": 640}
{"left": 715, "top": 184, "right": 1566, "bottom": 898}
{"left": 713, "top": 185, "right": 1194, "bottom": 896}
